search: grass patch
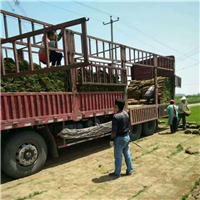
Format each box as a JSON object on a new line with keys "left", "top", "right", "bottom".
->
{"left": 129, "top": 186, "right": 148, "bottom": 199}
{"left": 187, "top": 106, "right": 200, "bottom": 125}
{"left": 167, "top": 144, "right": 184, "bottom": 158}
{"left": 159, "top": 105, "right": 200, "bottom": 126}
{"left": 135, "top": 145, "right": 159, "bottom": 160}
{"left": 16, "top": 191, "right": 47, "bottom": 200}
{"left": 181, "top": 178, "right": 200, "bottom": 200}
{"left": 175, "top": 95, "right": 200, "bottom": 104}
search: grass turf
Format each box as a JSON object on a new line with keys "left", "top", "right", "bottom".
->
{"left": 187, "top": 105, "right": 200, "bottom": 125}
{"left": 159, "top": 105, "right": 200, "bottom": 126}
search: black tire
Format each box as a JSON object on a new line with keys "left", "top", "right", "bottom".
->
{"left": 2, "top": 130, "right": 47, "bottom": 178}
{"left": 142, "top": 120, "right": 157, "bottom": 136}
{"left": 129, "top": 124, "right": 142, "bottom": 141}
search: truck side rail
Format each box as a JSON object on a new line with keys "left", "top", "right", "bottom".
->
{"left": 0, "top": 91, "right": 124, "bottom": 130}
{"left": 129, "top": 105, "right": 158, "bottom": 125}
{"left": 1, "top": 17, "right": 88, "bottom": 77}
{"left": 1, "top": 10, "right": 174, "bottom": 84}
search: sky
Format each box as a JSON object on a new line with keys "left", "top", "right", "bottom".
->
{"left": 1, "top": 0, "right": 200, "bottom": 95}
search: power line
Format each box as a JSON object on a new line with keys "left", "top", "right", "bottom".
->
{"left": 74, "top": 1, "right": 198, "bottom": 61}
{"left": 38, "top": 0, "right": 88, "bottom": 18}
{"left": 6, "top": 2, "right": 15, "bottom": 11}
{"left": 74, "top": 1, "right": 118, "bottom": 18}
{"left": 176, "top": 62, "right": 199, "bottom": 71}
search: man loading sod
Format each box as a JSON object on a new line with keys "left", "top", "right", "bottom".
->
{"left": 109, "top": 99, "right": 133, "bottom": 178}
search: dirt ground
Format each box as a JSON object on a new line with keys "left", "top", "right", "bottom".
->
{"left": 1, "top": 129, "right": 200, "bottom": 200}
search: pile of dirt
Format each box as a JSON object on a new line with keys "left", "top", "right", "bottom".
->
{"left": 127, "top": 76, "right": 173, "bottom": 104}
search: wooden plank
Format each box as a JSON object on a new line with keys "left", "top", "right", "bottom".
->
{"left": 13, "top": 41, "right": 19, "bottom": 73}
{"left": 18, "top": 18, "right": 23, "bottom": 42}
{"left": 27, "top": 37, "right": 34, "bottom": 71}
{"left": 81, "top": 21, "right": 89, "bottom": 63}
{"left": 31, "top": 22, "right": 36, "bottom": 44}
{"left": 44, "top": 33, "right": 50, "bottom": 68}
{"left": 62, "top": 29, "right": 69, "bottom": 66}
{"left": 3, "top": 14, "right": 8, "bottom": 38}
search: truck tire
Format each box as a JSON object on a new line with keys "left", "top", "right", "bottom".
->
{"left": 129, "top": 124, "right": 142, "bottom": 141}
{"left": 142, "top": 120, "right": 157, "bottom": 136}
{"left": 2, "top": 130, "right": 47, "bottom": 178}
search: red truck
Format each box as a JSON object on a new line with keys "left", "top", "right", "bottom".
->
{"left": 0, "top": 10, "right": 181, "bottom": 178}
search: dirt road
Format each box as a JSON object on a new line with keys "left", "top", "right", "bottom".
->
{"left": 1, "top": 130, "right": 200, "bottom": 200}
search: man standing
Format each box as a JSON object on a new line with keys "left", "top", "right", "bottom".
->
{"left": 178, "top": 96, "right": 190, "bottom": 130}
{"left": 167, "top": 99, "right": 178, "bottom": 133}
{"left": 109, "top": 99, "right": 133, "bottom": 178}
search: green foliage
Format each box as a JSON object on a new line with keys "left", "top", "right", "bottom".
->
{"left": 1, "top": 71, "right": 66, "bottom": 92}
{"left": 175, "top": 95, "right": 200, "bottom": 104}
{"left": 2, "top": 58, "right": 124, "bottom": 92}
{"left": 187, "top": 106, "right": 200, "bottom": 125}
{"left": 181, "top": 178, "right": 200, "bottom": 200}
{"left": 168, "top": 144, "right": 184, "bottom": 158}
{"left": 16, "top": 190, "right": 47, "bottom": 200}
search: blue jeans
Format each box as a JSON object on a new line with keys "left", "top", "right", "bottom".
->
{"left": 114, "top": 135, "right": 133, "bottom": 176}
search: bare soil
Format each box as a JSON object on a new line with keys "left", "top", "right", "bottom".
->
{"left": 1, "top": 129, "right": 200, "bottom": 200}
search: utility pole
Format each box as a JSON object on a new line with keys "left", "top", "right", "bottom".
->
{"left": 103, "top": 16, "right": 119, "bottom": 64}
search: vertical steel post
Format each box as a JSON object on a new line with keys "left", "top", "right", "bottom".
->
{"left": 13, "top": 41, "right": 19, "bottom": 73}
{"left": 44, "top": 32, "right": 50, "bottom": 68}
{"left": 1, "top": 46, "right": 5, "bottom": 75}
{"left": 18, "top": 18, "right": 23, "bottom": 42}
{"left": 154, "top": 55, "right": 158, "bottom": 106}
{"left": 27, "top": 37, "right": 33, "bottom": 71}
{"left": 3, "top": 14, "right": 8, "bottom": 38}
{"left": 81, "top": 20, "right": 88, "bottom": 64}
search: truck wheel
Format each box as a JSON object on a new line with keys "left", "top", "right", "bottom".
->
{"left": 2, "top": 130, "right": 47, "bottom": 178}
{"left": 142, "top": 120, "right": 157, "bottom": 136}
{"left": 129, "top": 124, "right": 142, "bottom": 141}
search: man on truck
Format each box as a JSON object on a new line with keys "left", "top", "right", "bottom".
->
{"left": 109, "top": 99, "right": 133, "bottom": 178}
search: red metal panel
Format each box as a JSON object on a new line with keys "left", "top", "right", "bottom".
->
{"left": 10, "top": 96, "right": 17, "bottom": 119}
{"left": 24, "top": 95, "right": 30, "bottom": 118}
{"left": 65, "top": 95, "right": 71, "bottom": 113}
{"left": 3, "top": 95, "right": 10, "bottom": 120}
{"left": 107, "top": 93, "right": 110, "bottom": 108}
{"left": 29, "top": 95, "right": 34, "bottom": 117}
{"left": 17, "top": 95, "right": 23, "bottom": 119}
{"left": 61, "top": 94, "right": 65, "bottom": 114}
{"left": 85, "top": 94, "right": 89, "bottom": 111}
{"left": 51, "top": 95, "right": 56, "bottom": 115}
{"left": 46, "top": 95, "right": 52, "bottom": 115}
{"left": 95, "top": 94, "right": 99, "bottom": 110}
{"left": 57, "top": 94, "right": 61, "bottom": 115}
{"left": 1, "top": 92, "right": 124, "bottom": 130}
{"left": 36, "top": 94, "right": 41, "bottom": 116}
{"left": 89, "top": 94, "right": 92, "bottom": 110}
{"left": 41, "top": 95, "right": 46, "bottom": 116}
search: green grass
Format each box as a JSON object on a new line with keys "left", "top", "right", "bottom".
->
{"left": 175, "top": 94, "right": 200, "bottom": 104}
{"left": 167, "top": 144, "right": 184, "bottom": 158}
{"left": 187, "top": 106, "right": 200, "bottom": 125}
{"left": 181, "top": 178, "right": 200, "bottom": 200}
{"left": 16, "top": 191, "right": 47, "bottom": 200}
{"left": 159, "top": 105, "right": 200, "bottom": 126}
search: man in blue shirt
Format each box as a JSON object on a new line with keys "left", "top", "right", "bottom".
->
{"left": 167, "top": 99, "right": 178, "bottom": 133}
{"left": 109, "top": 99, "right": 133, "bottom": 178}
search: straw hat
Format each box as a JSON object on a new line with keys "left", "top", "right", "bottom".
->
{"left": 181, "top": 96, "right": 186, "bottom": 101}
